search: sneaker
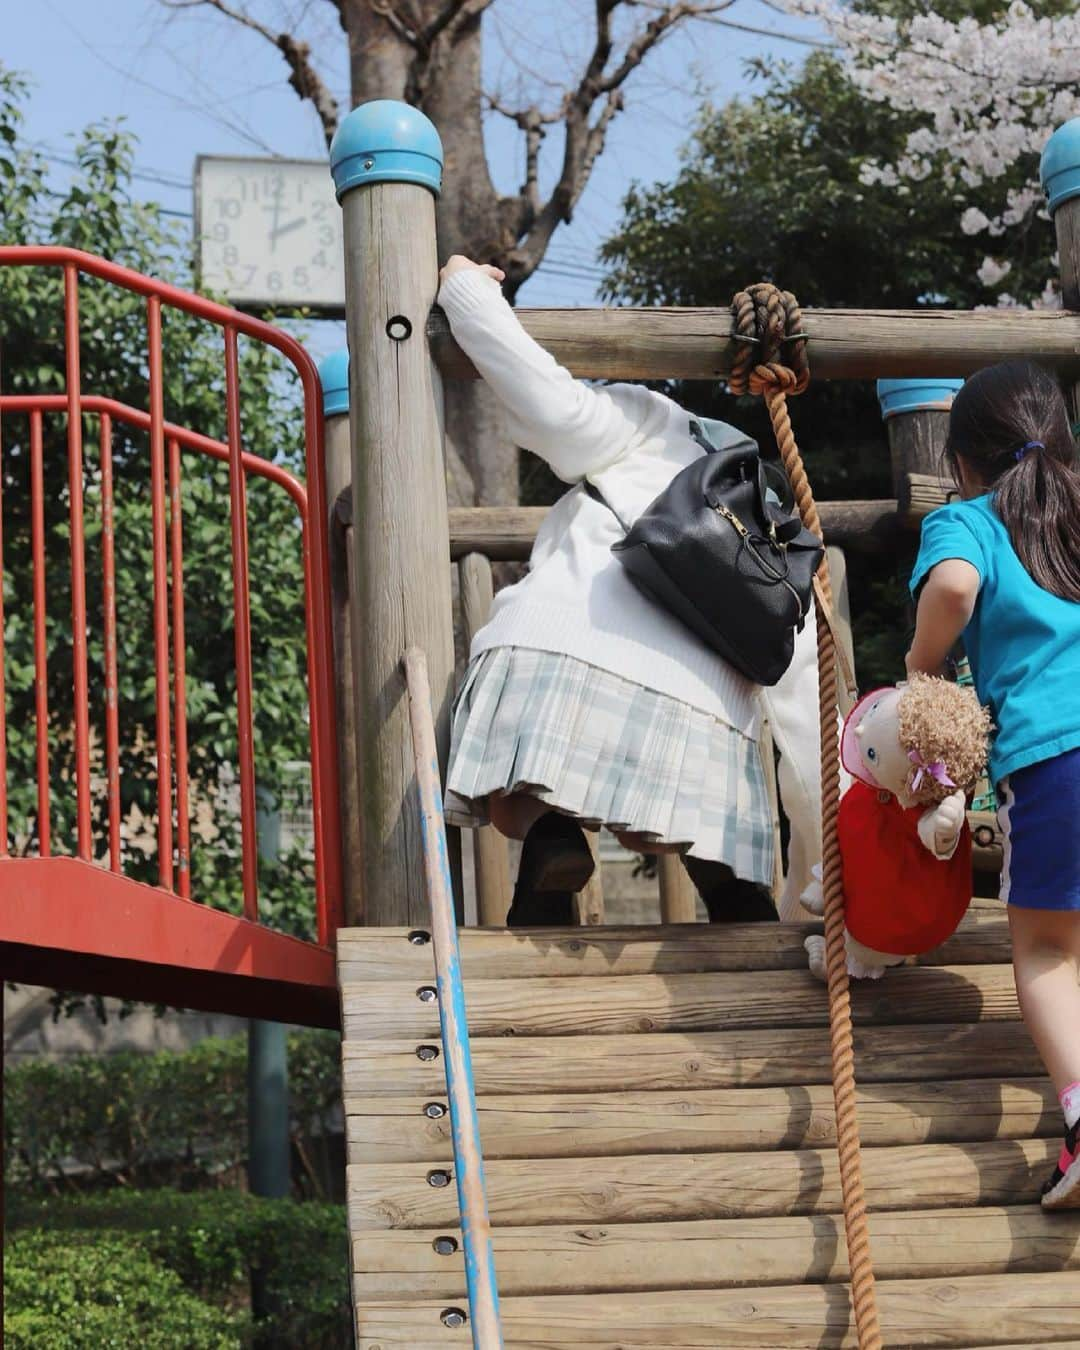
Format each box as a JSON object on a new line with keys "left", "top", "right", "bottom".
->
{"left": 1041, "top": 1121, "right": 1080, "bottom": 1210}
{"left": 505, "top": 812, "right": 595, "bottom": 928}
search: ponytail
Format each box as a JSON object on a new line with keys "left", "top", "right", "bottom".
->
{"left": 946, "top": 360, "right": 1080, "bottom": 602}
{"left": 995, "top": 450, "right": 1080, "bottom": 603}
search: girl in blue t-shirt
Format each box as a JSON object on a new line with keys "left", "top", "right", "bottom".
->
{"left": 908, "top": 358, "right": 1080, "bottom": 1210}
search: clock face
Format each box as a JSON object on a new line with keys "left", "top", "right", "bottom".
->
{"left": 195, "top": 157, "right": 345, "bottom": 311}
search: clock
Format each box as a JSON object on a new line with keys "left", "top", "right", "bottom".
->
{"left": 194, "top": 156, "right": 345, "bottom": 312}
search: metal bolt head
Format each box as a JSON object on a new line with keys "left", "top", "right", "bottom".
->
{"left": 432, "top": 1235, "right": 458, "bottom": 1256}
{"left": 408, "top": 929, "right": 431, "bottom": 945}
{"left": 427, "top": 1168, "right": 452, "bottom": 1188}
{"left": 417, "top": 985, "right": 438, "bottom": 1003}
{"left": 363, "top": 157, "right": 375, "bottom": 170}
{"left": 416, "top": 1044, "right": 440, "bottom": 1062}
{"left": 441, "top": 1308, "right": 467, "bottom": 1328}
{"left": 423, "top": 1102, "right": 447, "bottom": 1119}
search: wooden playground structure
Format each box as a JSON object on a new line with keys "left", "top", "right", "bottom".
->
{"left": 3, "top": 99, "right": 1080, "bottom": 1346}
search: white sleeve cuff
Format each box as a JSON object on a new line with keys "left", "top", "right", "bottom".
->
{"left": 437, "top": 269, "right": 506, "bottom": 327}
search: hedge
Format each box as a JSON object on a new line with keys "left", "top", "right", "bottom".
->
{"left": 5, "top": 1189, "right": 350, "bottom": 1348}
{"left": 4, "top": 1028, "right": 341, "bottom": 1191}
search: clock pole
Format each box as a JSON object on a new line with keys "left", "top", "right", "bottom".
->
{"left": 330, "top": 100, "right": 459, "bottom": 927}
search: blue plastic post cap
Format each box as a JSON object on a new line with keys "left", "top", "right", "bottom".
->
{"left": 1041, "top": 119, "right": 1080, "bottom": 216}
{"left": 329, "top": 100, "right": 443, "bottom": 201}
{"left": 317, "top": 348, "right": 350, "bottom": 418}
{"left": 877, "top": 378, "right": 964, "bottom": 421}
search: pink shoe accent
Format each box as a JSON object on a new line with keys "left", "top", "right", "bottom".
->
{"left": 1061, "top": 1080, "right": 1080, "bottom": 1128}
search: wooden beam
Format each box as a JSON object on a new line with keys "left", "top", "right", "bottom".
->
{"left": 351, "top": 1206, "right": 1080, "bottom": 1297}
{"left": 347, "top": 1136, "right": 1056, "bottom": 1228}
{"left": 447, "top": 500, "right": 902, "bottom": 561}
{"left": 345, "top": 1079, "right": 1057, "bottom": 1162}
{"left": 341, "top": 963, "right": 1020, "bottom": 1040}
{"left": 353, "top": 1270, "right": 1080, "bottom": 1348}
{"left": 336, "top": 913, "right": 1010, "bottom": 982}
{"left": 429, "top": 305, "right": 1080, "bottom": 382}
{"left": 343, "top": 1020, "right": 1042, "bottom": 1098}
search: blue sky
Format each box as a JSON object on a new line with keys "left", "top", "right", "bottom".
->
{"left": 6, "top": 0, "right": 824, "bottom": 354}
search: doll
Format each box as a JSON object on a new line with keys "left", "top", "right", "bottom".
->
{"left": 803, "top": 673, "right": 992, "bottom": 980}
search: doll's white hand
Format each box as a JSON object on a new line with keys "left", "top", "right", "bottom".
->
{"left": 800, "top": 863, "right": 825, "bottom": 917}
{"left": 920, "top": 789, "right": 966, "bottom": 858}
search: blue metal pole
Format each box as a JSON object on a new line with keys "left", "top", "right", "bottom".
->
{"left": 404, "top": 647, "right": 502, "bottom": 1349}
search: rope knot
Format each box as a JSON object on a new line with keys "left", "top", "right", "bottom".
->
{"left": 728, "top": 281, "right": 809, "bottom": 396}
{"left": 749, "top": 362, "right": 802, "bottom": 398}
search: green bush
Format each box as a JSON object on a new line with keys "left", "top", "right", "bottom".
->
{"left": 6, "top": 1190, "right": 350, "bottom": 1348}
{"left": 4, "top": 1231, "right": 243, "bottom": 1349}
{"left": 4, "top": 1029, "right": 341, "bottom": 1191}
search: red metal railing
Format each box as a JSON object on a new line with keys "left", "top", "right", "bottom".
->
{"left": 0, "top": 247, "right": 343, "bottom": 947}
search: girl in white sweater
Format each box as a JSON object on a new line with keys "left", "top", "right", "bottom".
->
{"left": 440, "top": 256, "right": 823, "bottom": 924}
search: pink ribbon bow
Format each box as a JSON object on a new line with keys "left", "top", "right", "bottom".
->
{"left": 907, "top": 749, "right": 955, "bottom": 792}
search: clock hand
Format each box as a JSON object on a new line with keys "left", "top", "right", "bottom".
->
{"left": 263, "top": 194, "right": 283, "bottom": 252}
{"left": 269, "top": 216, "right": 308, "bottom": 244}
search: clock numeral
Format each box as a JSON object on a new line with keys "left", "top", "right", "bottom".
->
{"left": 312, "top": 250, "right": 329, "bottom": 269}
{"left": 293, "top": 267, "right": 310, "bottom": 289}
{"left": 215, "top": 197, "right": 242, "bottom": 220}
{"left": 312, "top": 200, "right": 328, "bottom": 220}
{"left": 223, "top": 245, "right": 240, "bottom": 266}
{"left": 318, "top": 225, "right": 334, "bottom": 246}
{"left": 210, "top": 222, "right": 229, "bottom": 242}
{"left": 267, "top": 271, "right": 283, "bottom": 293}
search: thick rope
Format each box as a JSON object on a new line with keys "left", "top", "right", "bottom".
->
{"left": 730, "top": 285, "right": 883, "bottom": 1350}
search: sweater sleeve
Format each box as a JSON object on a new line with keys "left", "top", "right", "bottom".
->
{"left": 437, "top": 269, "right": 657, "bottom": 483}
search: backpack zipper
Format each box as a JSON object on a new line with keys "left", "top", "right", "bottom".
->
{"left": 711, "top": 501, "right": 808, "bottom": 617}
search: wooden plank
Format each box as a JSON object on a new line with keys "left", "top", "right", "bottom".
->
{"left": 353, "top": 1268, "right": 1080, "bottom": 1347}
{"left": 351, "top": 1206, "right": 1080, "bottom": 1297}
{"left": 344, "top": 1079, "right": 1057, "bottom": 1162}
{"left": 342, "top": 1021, "right": 1043, "bottom": 1097}
{"left": 341, "top": 964, "right": 1020, "bottom": 1040}
{"left": 347, "top": 1137, "right": 1056, "bottom": 1229}
{"left": 429, "top": 303, "right": 1080, "bottom": 382}
{"left": 336, "top": 914, "right": 1009, "bottom": 983}
{"left": 447, "top": 500, "right": 902, "bottom": 561}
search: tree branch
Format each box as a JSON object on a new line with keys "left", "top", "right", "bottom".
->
{"left": 507, "top": 1, "right": 731, "bottom": 283}
{"left": 161, "top": 0, "right": 340, "bottom": 144}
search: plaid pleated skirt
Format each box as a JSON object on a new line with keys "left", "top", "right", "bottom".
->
{"left": 445, "top": 647, "right": 774, "bottom": 885}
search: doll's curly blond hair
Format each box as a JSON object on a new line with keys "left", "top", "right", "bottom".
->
{"left": 896, "top": 673, "right": 992, "bottom": 805}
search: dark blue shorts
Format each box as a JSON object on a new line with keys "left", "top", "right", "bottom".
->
{"left": 999, "top": 746, "right": 1080, "bottom": 911}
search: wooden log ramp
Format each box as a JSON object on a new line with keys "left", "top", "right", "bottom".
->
{"left": 339, "top": 911, "right": 1080, "bottom": 1347}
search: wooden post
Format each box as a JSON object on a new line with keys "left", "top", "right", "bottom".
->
{"left": 658, "top": 854, "right": 697, "bottom": 924}
{"left": 331, "top": 101, "right": 456, "bottom": 927}
{"left": 575, "top": 832, "right": 606, "bottom": 927}
{"left": 317, "top": 351, "right": 363, "bottom": 925}
{"left": 1042, "top": 119, "right": 1080, "bottom": 415}
{"left": 825, "top": 545, "right": 856, "bottom": 717}
{"left": 878, "top": 379, "right": 963, "bottom": 528}
{"left": 458, "top": 553, "right": 513, "bottom": 925}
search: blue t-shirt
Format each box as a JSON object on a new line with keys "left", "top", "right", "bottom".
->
{"left": 910, "top": 494, "right": 1080, "bottom": 785}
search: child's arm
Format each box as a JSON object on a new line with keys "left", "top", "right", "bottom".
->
{"left": 438, "top": 256, "right": 660, "bottom": 483}
{"left": 905, "top": 559, "right": 980, "bottom": 676}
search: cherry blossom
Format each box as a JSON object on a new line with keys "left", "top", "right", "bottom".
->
{"left": 781, "top": 1, "right": 1080, "bottom": 298}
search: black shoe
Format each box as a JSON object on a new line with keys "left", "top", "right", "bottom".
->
{"left": 506, "top": 812, "right": 595, "bottom": 928}
{"left": 681, "top": 855, "right": 777, "bottom": 924}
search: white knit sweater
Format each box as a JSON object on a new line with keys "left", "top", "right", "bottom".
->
{"left": 439, "top": 268, "right": 761, "bottom": 738}
{"left": 439, "top": 268, "right": 824, "bottom": 914}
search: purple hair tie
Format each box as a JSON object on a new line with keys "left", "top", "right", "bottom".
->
{"left": 1014, "top": 439, "right": 1044, "bottom": 462}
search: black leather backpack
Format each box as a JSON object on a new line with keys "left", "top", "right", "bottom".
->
{"left": 587, "top": 419, "right": 824, "bottom": 685}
